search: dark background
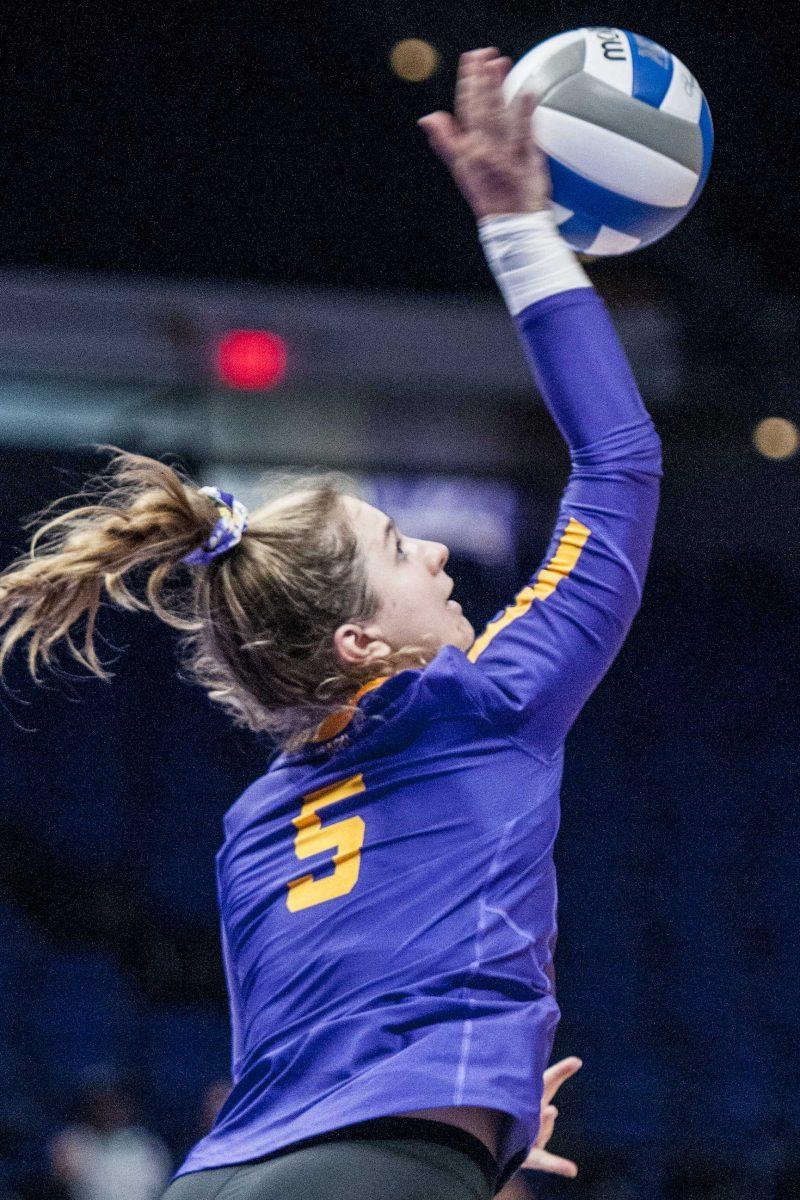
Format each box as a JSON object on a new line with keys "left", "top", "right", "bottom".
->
{"left": 1, "top": 1, "right": 797, "bottom": 297}
{"left": 1, "top": 4, "right": 799, "bottom": 1199}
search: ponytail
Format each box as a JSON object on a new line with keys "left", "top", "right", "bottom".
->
{"left": 0, "top": 446, "right": 429, "bottom": 749}
{"left": 0, "top": 446, "right": 213, "bottom": 680}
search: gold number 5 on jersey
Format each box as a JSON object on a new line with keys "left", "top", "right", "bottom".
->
{"left": 286, "top": 774, "right": 367, "bottom": 912}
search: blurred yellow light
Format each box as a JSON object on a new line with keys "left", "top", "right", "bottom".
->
{"left": 752, "top": 416, "right": 799, "bottom": 461}
{"left": 390, "top": 39, "right": 440, "bottom": 82}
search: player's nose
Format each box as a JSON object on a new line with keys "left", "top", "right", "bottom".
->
{"left": 425, "top": 541, "right": 449, "bottom": 573}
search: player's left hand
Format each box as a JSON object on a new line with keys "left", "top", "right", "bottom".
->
{"left": 520, "top": 1056, "right": 582, "bottom": 1176}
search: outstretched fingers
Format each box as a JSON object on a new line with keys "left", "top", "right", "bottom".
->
{"left": 420, "top": 48, "right": 504, "bottom": 166}
{"left": 417, "top": 111, "right": 459, "bottom": 166}
{"left": 536, "top": 1103, "right": 557, "bottom": 1145}
{"left": 454, "top": 48, "right": 500, "bottom": 133}
{"left": 418, "top": 44, "right": 552, "bottom": 218}
{"left": 470, "top": 55, "right": 514, "bottom": 139}
{"left": 527, "top": 1148, "right": 579, "bottom": 1178}
{"left": 541, "top": 1056, "right": 583, "bottom": 1105}
{"left": 511, "top": 89, "right": 540, "bottom": 157}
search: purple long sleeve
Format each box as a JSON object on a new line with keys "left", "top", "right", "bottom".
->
{"left": 466, "top": 287, "right": 662, "bottom": 757}
{"left": 516, "top": 287, "right": 657, "bottom": 449}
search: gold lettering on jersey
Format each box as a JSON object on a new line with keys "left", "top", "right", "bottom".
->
{"left": 286, "top": 773, "right": 367, "bottom": 912}
{"left": 467, "top": 517, "right": 590, "bottom": 661}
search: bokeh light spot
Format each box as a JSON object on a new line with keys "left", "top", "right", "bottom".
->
{"left": 215, "top": 330, "right": 287, "bottom": 391}
{"left": 390, "top": 39, "right": 440, "bottom": 83}
{"left": 752, "top": 416, "right": 799, "bottom": 461}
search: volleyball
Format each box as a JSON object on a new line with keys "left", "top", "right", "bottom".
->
{"left": 504, "top": 27, "right": 713, "bottom": 255}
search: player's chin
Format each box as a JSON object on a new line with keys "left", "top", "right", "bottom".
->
{"left": 451, "top": 610, "right": 475, "bottom": 650}
{"left": 433, "top": 603, "right": 473, "bottom": 652}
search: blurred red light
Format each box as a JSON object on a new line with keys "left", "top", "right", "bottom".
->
{"left": 215, "top": 330, "right": 287, "bottom": 390}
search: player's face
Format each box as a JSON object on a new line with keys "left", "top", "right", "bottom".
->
{"left": 333, "top": 496, "right": 475, "bottom": 668}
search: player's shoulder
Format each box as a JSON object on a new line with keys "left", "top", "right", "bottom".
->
{"left": 224, "top": 647, "right": 522, "bottom": 830}
{"left": 419, "top": 642, "right": 527, "bottom": 730}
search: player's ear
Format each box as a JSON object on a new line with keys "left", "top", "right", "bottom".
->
{"left": 333, "top": 623, "right": 391, "bottom": 668}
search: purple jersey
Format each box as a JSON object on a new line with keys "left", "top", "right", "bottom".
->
{"left": 174, "top": 287, "right": 662, "bottom": 1190}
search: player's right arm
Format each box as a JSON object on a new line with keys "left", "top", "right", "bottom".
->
{"left": 420, "top": 48, "right": 662, "bottom": 758}
{"left": 465, "top": 233, "right": 661, "bottom": 755}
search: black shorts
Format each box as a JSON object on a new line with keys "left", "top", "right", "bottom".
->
{"left": 161, "top": 1116, "right": 499, "bottom": 1200}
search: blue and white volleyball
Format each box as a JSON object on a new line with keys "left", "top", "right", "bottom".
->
{"left": 504, "top": 27, "right": 713, "bottom": 255}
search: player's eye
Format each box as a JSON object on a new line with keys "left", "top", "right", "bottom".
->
{"left": 395, "top": 535, "right": 409, "bottom": 561}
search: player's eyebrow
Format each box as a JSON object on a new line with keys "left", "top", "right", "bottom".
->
{"left": 382, "top": 517, "right": 397, "bottom": 549}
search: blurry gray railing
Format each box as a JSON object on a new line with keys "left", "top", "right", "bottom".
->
{"left": 0, "top": 263, "right": 776, "bottom": 474}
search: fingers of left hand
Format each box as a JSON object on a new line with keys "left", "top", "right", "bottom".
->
{"left": 522, "top": 1148, "right": 579, "bottom": 1177}
{"left": 534, "top": 1105, "right": 556, "bottom": 1148}
{"left": 542, "top": 1057, "right": 583, "bottom": 1104}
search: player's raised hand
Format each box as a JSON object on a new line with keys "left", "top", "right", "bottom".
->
{"left": 520, "top": 1056, "right": 582, "bottom": 1176}
{"left": 418, "top": 48, "right": 551, "bottom": 221}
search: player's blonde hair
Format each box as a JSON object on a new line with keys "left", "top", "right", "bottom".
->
{"left": 0, "top": 446, "right": 431, "bottom": 751}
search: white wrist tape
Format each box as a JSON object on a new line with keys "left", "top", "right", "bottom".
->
{"left": 478, "top": 210, "right": 593, "bottom": 316}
